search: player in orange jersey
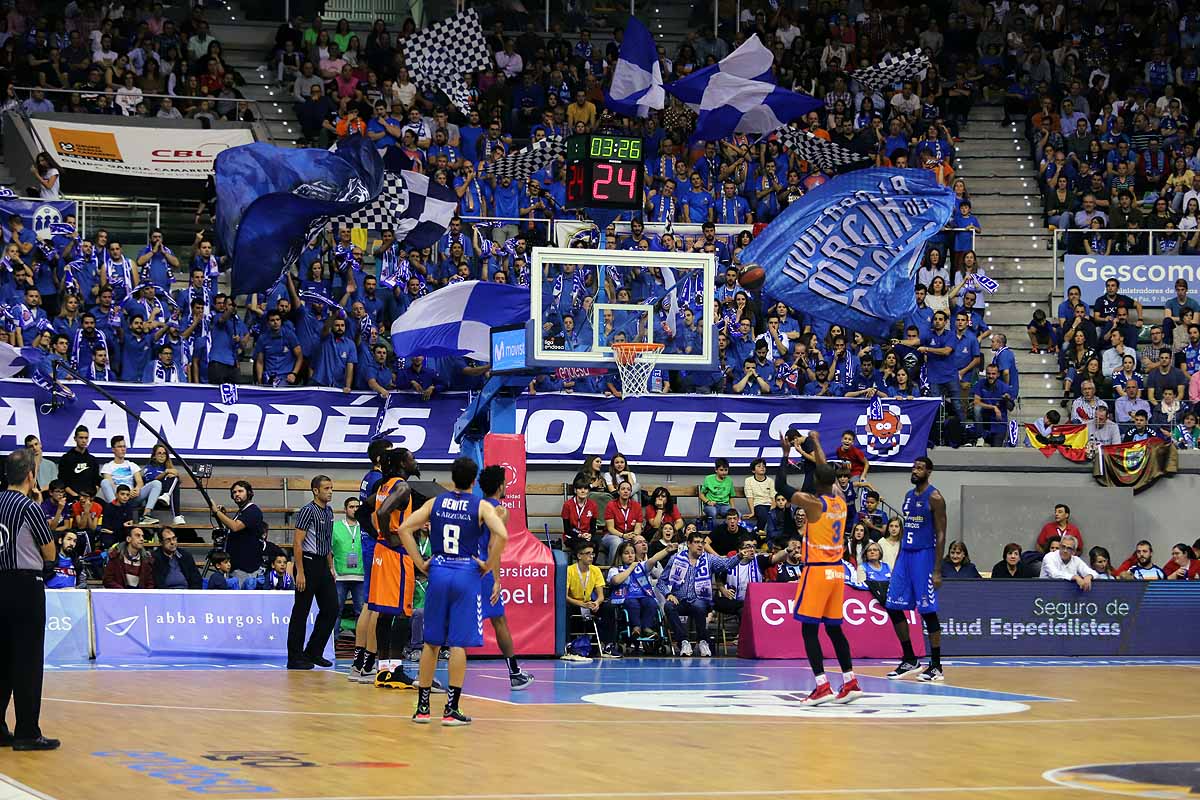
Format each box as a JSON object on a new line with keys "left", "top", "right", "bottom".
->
{"left": 776, "top": 429, "right": 863, "bottom": 706}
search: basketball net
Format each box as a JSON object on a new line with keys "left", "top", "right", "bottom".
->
{"left": 611, "top": 342, "right": 665, "bottom": 397}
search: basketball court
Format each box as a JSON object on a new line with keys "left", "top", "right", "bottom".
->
{"left": 4, "top": 656, "right": 1197, "bottom": 800}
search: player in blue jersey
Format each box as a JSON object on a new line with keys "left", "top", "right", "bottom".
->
{"left": 477, "top": 465, "right": 534, "bottom": 691}
{"left": 397, "top": 457, "right": 508, "bottom": 726}
{"left": 884, "top": 456, "right": 948, "bottom": 682}
{"left": 349, "top": 438, "right": 391, "bottom": 682}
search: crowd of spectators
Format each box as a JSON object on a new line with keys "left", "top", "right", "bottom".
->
{"left": 559, "top": 445, "right": 1200, "bottom": 657}
{"left": 1026, "top": 275, "right": 1200, "bottom": 449}
{"left": 0, "top": 1, "right": 252, "bottom": 121}
{"left": 1, "top": 2, "right": 1010, "bottom": 440}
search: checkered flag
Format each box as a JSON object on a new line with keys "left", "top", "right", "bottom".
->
{"left": 405, "top": 9, "right": 491, "bottom": 110}
{"left": 775, "top": 127, "right": 871, "bottom": 174}
{"left": 478, "top": 136, "right": 565, "bottom": 181}
{"left": 331, "top": 170, "right": 457, "bottom": 250}
{"left": 849, "top": 49, "right": 930, "bottom": 90}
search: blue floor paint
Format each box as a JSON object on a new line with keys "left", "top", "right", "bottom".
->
{"left": 45, "top": 655, "right": 1199, "bottom": 709}
{"left": 454, "top": 658, "right": 1064, "bottom": 705}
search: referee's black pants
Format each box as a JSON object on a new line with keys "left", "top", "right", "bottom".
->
{"left": 287, "top": 555, "right": 339, "bottom": 663}
{"left": 0, "top": 572, "right": 46, "bottom": 739}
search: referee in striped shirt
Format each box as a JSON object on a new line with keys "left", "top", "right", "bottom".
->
{"left": 287, "top": 475, "right": 339, "bottom": 670}
{"left": 0, "top": 447, "right": 59, "bottom": 750}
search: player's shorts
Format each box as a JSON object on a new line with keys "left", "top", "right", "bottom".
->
{"left": 792, "top": 562, "right": 846, "bottom": 625}
{"left": 361, "top": 535, "right": 376, "bottom": 588}
{"left": 422, "top": 556, "right": 484, "bottom": 648}
{"left": 480, "top": 571, "right": 505, "bottom": 620}
{"left": 367, "top": 545, "right": 414, "bottom": 616}
{"left": 886, "top": 547, "right": 938, "bottom": 614}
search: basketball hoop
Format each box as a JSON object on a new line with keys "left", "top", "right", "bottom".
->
{"left": 611, "top": 342, "right": 665, "bottom": 397}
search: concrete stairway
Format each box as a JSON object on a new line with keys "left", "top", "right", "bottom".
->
{"left": 206, "top": 0, "right": 303, "bottom": 146}
{"left": 953, "top": 104, "right": 1064, "bottom": 419}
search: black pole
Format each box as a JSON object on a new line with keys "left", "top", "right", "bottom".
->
{"left": 51, "top": 363, "right": 219, "bottom": 521}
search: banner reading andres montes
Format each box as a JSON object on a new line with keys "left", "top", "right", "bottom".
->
{"left": 740, "top": 168, "right": 957, "bottom": 338}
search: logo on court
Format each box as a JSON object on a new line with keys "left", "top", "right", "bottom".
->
{"left": 581, "top": 690, "right": 1028, "bottom": 719}
{"left": 1044, "top": 762, "right": 1200, "bottom": 798}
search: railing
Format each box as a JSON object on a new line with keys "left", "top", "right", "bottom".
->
{"left": 1051, "top": 226, "right": 1195, "bottom": 300}
{"left": 9, "top": 86, "right": 272, "bottom": 144}
{"left": 74, "top": 199, "right": 161, "bottom": 243}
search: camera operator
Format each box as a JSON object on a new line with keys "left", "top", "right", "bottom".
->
{"left": 210, "top": 480, "right": 267, "bottom": 584}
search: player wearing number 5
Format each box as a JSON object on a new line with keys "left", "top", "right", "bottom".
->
{"left": 884, "top": 457, "right": 947, "bottom": 683}
{"left": 776, "top": 430, "right": 863, "bottom": 706}
{"left": 396, "top": 457, "right": 508, "bottom": 727}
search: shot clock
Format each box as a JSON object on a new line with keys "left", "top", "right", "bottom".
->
{"left": 564, "top": 133, "right": 646, "bottom": 210}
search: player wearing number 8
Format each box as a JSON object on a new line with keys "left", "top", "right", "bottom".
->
{"left": 776, "top": 430, "right": 862, "bottom": 706}
{"left": 397, "top": 457, "right": 508, "bottom": 727}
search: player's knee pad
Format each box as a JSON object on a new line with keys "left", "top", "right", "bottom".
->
{"left": 921, "top": 612, "right": 941, "bottom": 634}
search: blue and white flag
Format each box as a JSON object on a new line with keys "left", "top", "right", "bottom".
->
{"left": 1007, "top": 419, "right": 1020, "bottom": 447}
{"left": 331, "top": 170, "right": 457, "bottom": 251}
{"left": 0, "top": 341, "right": 41, "bottom": 378}
{"left": 741, "top": 168, "right": 956, "bottom": 338}
{"left": 219, "top": 383, "right": 239, "bottom": 405}
{"left": 299, "top": 289, "right": 346, "bottom": 317}
{"left": 215, "top": 136, "right": 384, "bottom": 298}
{"left": 868, "top": 395, "right": 885, "bottom": 420}
{"left": 605, "top": 17, "right": 664, "bottom": 118}
{"left": 967, "top": 272, "right": 999, "bottom": 294}
{"left": 664, "top": 34, "right": 820, "bottom": 142}
{"left": 390, "top": 280, "right": 531, "bottom": 360}
{"left": 0, "top": 199, "right": 77, "bottom": 241}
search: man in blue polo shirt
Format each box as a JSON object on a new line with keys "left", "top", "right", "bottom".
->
{"left": 952, "top": 310, "right": 982, "bottom": 412}
{"left": 207, "top": 293, "right": 246, "bottom": 385}
{"left": 972, "top": 363, "right": 1013, "bottom": 446}
{"left": 912, "top": 310, "right": 958, "bottom": 417}
{"left": 253, "top": 310, "right": 302, "bottom": 385}
{"left": 135, "top": 230, "right": 180, "bottom": 291}
{"left": 312, "top": 315, "right": 356, "bottom": 392}
{"left": 990, "top": 333, "right": 1020, "bottom": 399}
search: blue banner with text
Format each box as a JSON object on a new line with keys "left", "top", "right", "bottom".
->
{"left": 939, "top": 581, "right": 1200, "bottom": 656}
{"left": 0, "top": 379, "right": 937, "bottom": 466}
{"left": 1065, "top": 254, "right": 1200, "bottom": 306}
{"left": 90, "top": 589, "right": 335, "bottom": 662}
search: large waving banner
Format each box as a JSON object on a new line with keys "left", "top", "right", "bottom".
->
{"left": 215, "top": 136, "right": 384, "bottom": 297}
{"left": 740, "top": 168, "right": 957, "bottom": 337}
{"left": 28, "top": 118, "right": 254, "bottom": 179}
{"left": 0, "top": 379, "right": 937, "bottom": 466}
{"left": 0, "top": 198, "right": 77, "bottom": 240}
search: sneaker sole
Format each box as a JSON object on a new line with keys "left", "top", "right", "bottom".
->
{"left": 801, "top": 694, "right": 835, "bottom": 707}
{"left": 832, "top": 690, "right": 864, "bottom": 704}
{"left": 510, "top": 678, "right": 534, "bottom": 691}
{"left": 919, "top": 674, "right": 946, "bottom": 683}
{"left": 886, "top": 665, "right": 924, "bottom": 680}
{"left": 375, "top": 683, "right": 417, "bottom": 690}
{"left": 412, "top": 715, "right": 431, "bottom": 724}
{"left": 441, "top": 717, "right": 472, "bottom": 726}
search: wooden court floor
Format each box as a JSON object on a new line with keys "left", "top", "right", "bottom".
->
{"left": 3, "top": 657, "right": 1199, "bottom": 800}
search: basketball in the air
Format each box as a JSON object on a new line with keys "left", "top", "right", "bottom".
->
{"left": 803, "top": 173, "right": 829, "bottom": 191}
{"left": 739, "top": 265, "right": 765, "bottom": 290}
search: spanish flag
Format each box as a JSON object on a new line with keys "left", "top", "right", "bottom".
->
{"left": 1094, "top": 438, "right": 1178, "bottom": 492}
{"left": 1025, "top": 423, "right": 1090, "bottom": 462}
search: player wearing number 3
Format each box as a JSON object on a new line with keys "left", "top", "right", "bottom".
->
{"left": 776, "top": 430, "right": 863, "bottom": 706}
{"left": 396, "top": 457, "right": 508, "bottom": 726}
